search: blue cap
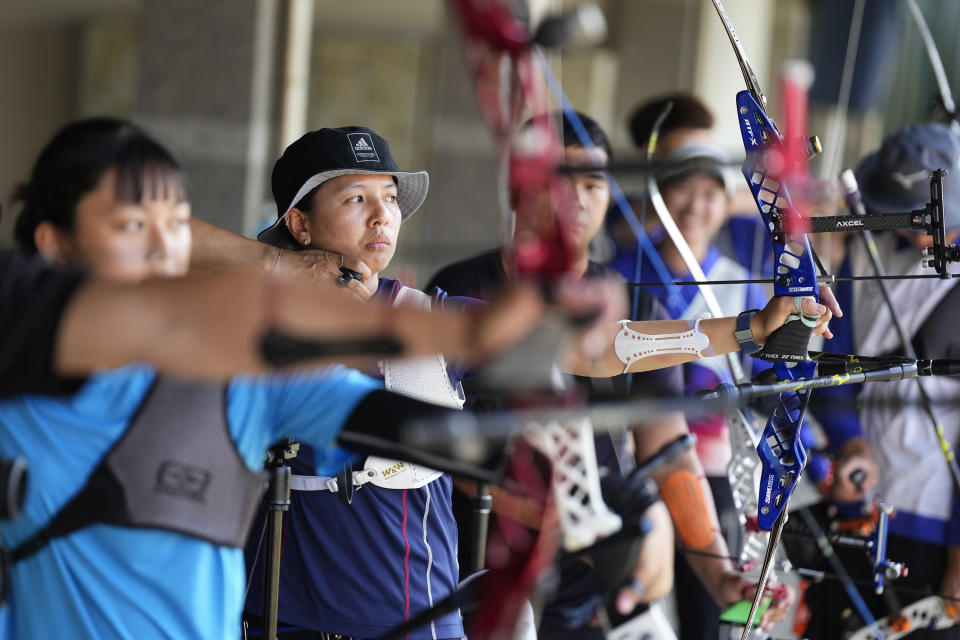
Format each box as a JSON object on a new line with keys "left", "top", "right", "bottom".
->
{"left": 656, "top": 144, "right": 738, "bottom": 196}
{"left": 855, "top": 123, "right": 960, "bottom": 229}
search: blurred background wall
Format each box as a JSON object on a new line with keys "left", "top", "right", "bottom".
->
{"left": 1, "top": 0, "right": 958, "bottom": 282}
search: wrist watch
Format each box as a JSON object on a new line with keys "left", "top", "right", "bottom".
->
{"left": 735, "top": 309, "right": 762, "bottom": 355}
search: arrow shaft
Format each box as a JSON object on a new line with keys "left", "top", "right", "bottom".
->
{"left": 626, "top": 273, "right": 960, "bottom": 287}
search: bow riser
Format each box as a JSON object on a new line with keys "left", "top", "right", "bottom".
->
{"left": 453, "top": 0, "right": 529, "bottom": 56}
{"left": 712, "top": 12, "right": 828, "bottom": 627}
{"left": 737, "top": 90, "right": 819, "bottom": 299}
{"left": 736, "top": 82, "right": 820, "bottom": 531}
{"left": 508, "top": 132, "right": 578, "bottom": 277}
{"left": 755, "top": 362, "right": 814, "bottom": 529}
{"left": 455, "top": 1, "right": 578, "bottom": 280}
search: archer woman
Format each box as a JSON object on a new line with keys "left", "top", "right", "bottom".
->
{"left": 245, "top": 125, "right": 837, "bottom": 639}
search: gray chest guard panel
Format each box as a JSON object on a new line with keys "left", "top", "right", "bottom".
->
{"left": 12, "top": 377, "right": 268, "bottom": 561}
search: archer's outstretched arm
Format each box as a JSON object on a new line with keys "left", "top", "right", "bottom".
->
{"left": 53, "top": 272, "right": 549, "bottom": 381}
{"left": 566, "top": 293, "right": 835, "bottom": 378}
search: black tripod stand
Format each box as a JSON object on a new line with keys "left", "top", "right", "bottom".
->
{"left": 469, "top": 483, "right": 493, "bottom": 574}
{"left": 245, "top": 440, "right": 298, "bottom": 640}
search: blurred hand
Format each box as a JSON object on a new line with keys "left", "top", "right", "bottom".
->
{"left": 752, "top": 295, "right": 833, "bottom": 343}
{"left": 552, "top": 275, "right": 628, "bottom": 361}
{"left": 467, "top": 283, "right": 547, "bottom": 364}
{"left": 940, "top": 546, "right": 960, "bottom": 622}
{"left": 276, "top": 248, "right": 373, "bottom": 301}
{"left": 758, "top": 581, "right": 795, "bottom": 631}
{"left": 832, "top": 437, "right": 880, "bottom": 503}
{"left": 718, "top": 574, "right": 795, "bottom": 632}
{"left": 615, "top": 501, "right": 675, "bottom": 614}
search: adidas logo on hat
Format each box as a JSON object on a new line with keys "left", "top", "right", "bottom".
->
{"left": 347, "top": 132, "right": 380, "bottom": 163}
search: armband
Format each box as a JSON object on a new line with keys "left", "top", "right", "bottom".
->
{"left": 735, "top": 309, "right": 762, "bottom": 355}
{"left": 614, "top": 315, "right": 711, "bottom": 374}
{"left": 659, "top": 469, "right": 719, "bottom": 549}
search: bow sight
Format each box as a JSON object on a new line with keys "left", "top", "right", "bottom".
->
{"left": 810, "top": 170, "right": 960, "bottom": 277}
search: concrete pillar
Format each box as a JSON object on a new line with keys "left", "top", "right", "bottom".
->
{"left": 134, "top": 0, "right": 279, "bottom": 235}
{"left": 278, "top": 0, "right": 314, "bottom": 152}
{"left": 0, "top": 21, "right": 78, "bottom": 246}
{"left": 306, "top": 2, "right": 448, "bottom": 282}
{"left": 77, "top": 16, "right": 140, "bottom": 119}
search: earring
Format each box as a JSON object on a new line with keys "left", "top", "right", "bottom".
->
{"left": 301, "top": 235, "right": 308, "bottom": 244}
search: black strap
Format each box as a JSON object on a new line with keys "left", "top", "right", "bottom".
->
{"left": 11, "top": 463, "right": 124, "bottom": 562}
{"left": 336, "top": 462, "right": 355, "bottom": 505}
{"left": 759, "top": 314, "right": 815, "bottom": 363}
{"left": 336, "top": 390, "right": 501, "bottom": 484}
{"left": 11, "top": 376, "right": 266, "bottom": 561}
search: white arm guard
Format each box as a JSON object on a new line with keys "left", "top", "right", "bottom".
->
{"left": 614, "top": 315, "right": 711, "bottom": 374}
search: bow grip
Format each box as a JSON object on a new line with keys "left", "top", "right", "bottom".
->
{"left": 759, "top": 297, "right": 819, "bottom": 363}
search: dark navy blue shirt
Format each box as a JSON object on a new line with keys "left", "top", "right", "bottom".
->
{"left": 245, "top": 278, "right": 475, "bottom": 640}
{"left": 714, "top": 217, "right": 775, "bottom": 279}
